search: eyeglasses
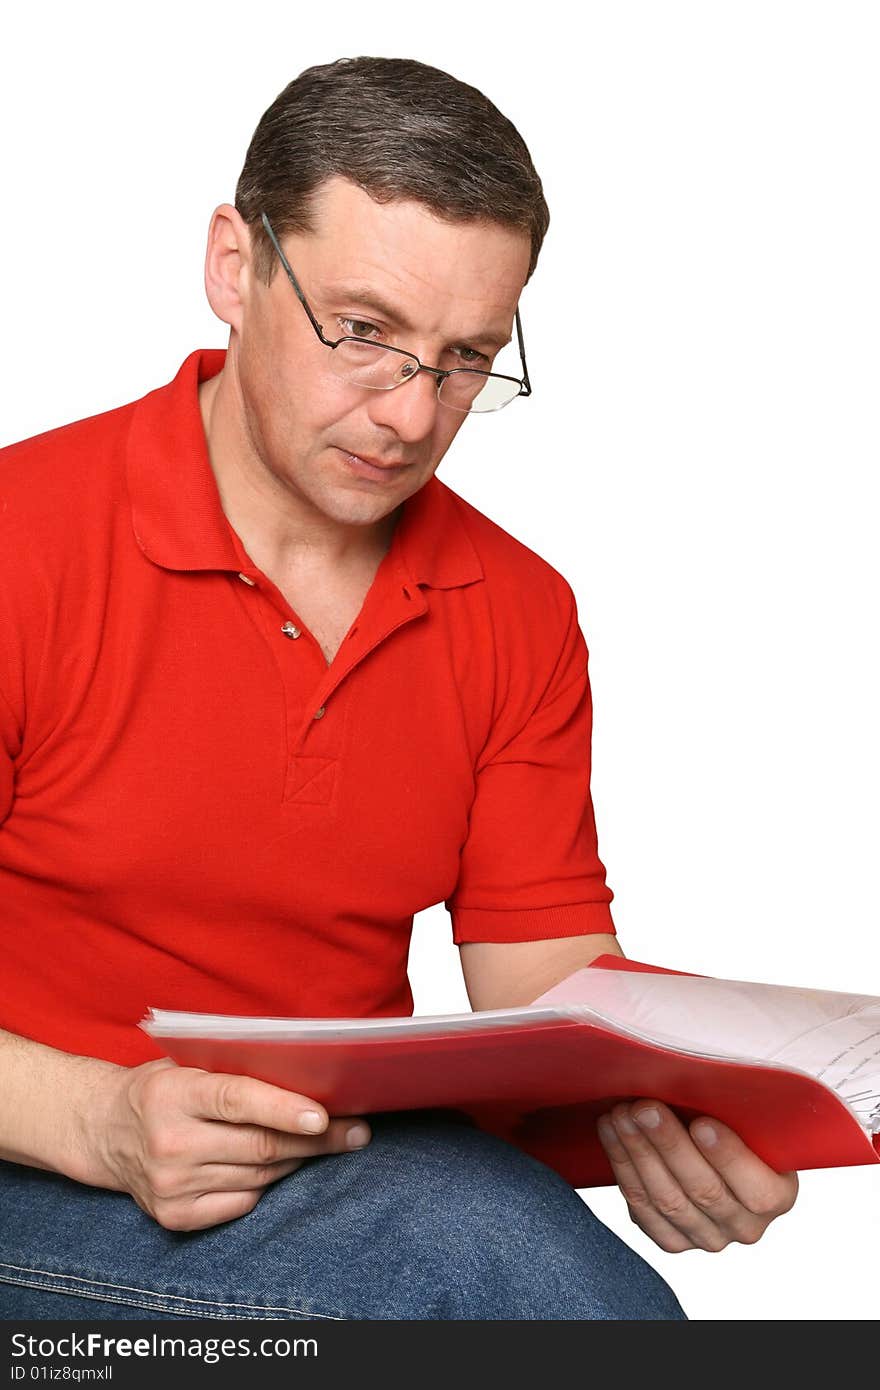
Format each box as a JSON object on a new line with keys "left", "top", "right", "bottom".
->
{"left": 259, "top": 212, "right": 532, "bottom": 414}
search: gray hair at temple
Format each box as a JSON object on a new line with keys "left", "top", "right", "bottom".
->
{"left": 234, "top": 55, "right": 550, "bottom": 289}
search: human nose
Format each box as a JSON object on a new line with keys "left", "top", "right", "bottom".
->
{"left": 364, "top": 364, "right": 443, "bottom": 441}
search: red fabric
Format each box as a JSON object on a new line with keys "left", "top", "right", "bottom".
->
{"left": 0, "top": 348, "right": 615, "bottom": 1066}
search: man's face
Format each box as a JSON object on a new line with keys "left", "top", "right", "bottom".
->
{"left": 216, "top": 175, "right": 531, "bottom": 531}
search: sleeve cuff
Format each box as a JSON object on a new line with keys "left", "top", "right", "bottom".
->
{"left": 450, "top": 900, "right": 617, "bottom": 945}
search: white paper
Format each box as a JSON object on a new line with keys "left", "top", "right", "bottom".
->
{"left": 533, "top": 969, "right": 880, "bottom": 1133}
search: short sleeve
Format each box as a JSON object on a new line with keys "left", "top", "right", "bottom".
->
{"left": 446, "top": 579, "right": 616, "bottom": 944}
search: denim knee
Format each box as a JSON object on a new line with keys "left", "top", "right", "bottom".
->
{"left": 336, "top": 1112, "right": 687, "bottom": 1320}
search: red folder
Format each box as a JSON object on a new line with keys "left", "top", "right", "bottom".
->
{"left": 143, "top": 955, "right": 880, "bottom": 1189}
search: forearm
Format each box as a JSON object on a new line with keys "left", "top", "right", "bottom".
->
{"left": 0, "top": 1026, "right": 123, "bottom": 1183}
{"left": 461, "top": 931, "right": 625, "bottom": 1011}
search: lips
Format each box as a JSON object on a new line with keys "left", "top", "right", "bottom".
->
{"left": 339, "top": 448, "right": 409, "bottom": 470}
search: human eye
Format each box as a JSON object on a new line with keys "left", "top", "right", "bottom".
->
{"left": 455, "top": 345, "right": 489, "bottom": 367}
{"left": 338, "top": 312, "right": 489, "bottom": 366}
{"left": 337, "top": 315, "right": 382, "bottom": 340}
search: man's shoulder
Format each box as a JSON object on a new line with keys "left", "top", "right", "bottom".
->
{"left": 440, "top": 478, "right": 577, "bottom": 617}
{"left": 0, "top": 393, "right": 137, "bottom": 486}
{"left": 0, "top": 394, "right": 139, "bottom": 547}
{"left": 436, "top": 481, "right": 588, "bottom": 704}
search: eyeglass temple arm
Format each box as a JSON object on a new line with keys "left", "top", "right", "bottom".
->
{"left": 260, "top": 212, "right": 332, "bottom": 342}
{"left": 515, "top": 306, "right": 531, "bottom": 397}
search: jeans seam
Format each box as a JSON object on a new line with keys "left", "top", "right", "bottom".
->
{"left": 0, "top": 1264, "right": 345, "bottom": 1320}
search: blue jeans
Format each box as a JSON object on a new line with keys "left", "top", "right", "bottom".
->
{"left": 0, "top": 1110, "right": 687, "bottom": 1320}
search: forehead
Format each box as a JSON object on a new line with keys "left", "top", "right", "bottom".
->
{"left": 292, "top": 175, "right": 530, "bottom": 321}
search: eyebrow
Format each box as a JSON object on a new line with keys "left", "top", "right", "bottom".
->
{"left": 321, "top": 281, "right": 513, "bottom": 352}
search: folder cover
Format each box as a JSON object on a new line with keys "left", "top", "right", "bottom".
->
{"left": 140, "top": 955, "right": 880, "bottom": 1188}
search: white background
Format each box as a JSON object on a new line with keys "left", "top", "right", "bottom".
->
{"left": 2, "top": 1, "right": 877, "bottom": 1321}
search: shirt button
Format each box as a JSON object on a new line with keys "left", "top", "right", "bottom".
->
{"left": 281, "top": 621, "right": 302, "bottom": 639}
{"left": 313, "top": 706, "right": 326, "bottom": 720}
{"left": 237, "top": 572, "right": 256, "bottom": 586}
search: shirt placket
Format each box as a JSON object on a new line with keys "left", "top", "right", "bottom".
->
{"left": 230, "top": 557, "right": 428, "bottom": 806}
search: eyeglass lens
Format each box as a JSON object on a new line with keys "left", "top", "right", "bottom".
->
{"left": 329, "top": 338, "right": 520, "bottom": 413}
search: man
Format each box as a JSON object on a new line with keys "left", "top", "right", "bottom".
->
{"left": 0, "top": 56, "right": 796, "bottom": 1320}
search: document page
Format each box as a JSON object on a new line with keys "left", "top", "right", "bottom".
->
{"left": 534, "top": 970, "right": 880, "bottom": 1134}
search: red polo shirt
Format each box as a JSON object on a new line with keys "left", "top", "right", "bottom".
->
{"left": 0, "top": 348, "right": 616, "bottom": 1066}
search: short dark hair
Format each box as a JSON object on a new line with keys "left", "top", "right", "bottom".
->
{"left": 234, "top": 56, "right": 550, "bottom": 288}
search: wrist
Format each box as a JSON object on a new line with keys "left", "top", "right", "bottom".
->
{"left": 61, "top": 1055, "right": 129, "bottom": 1189}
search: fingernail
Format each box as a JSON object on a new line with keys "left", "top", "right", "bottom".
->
{"left": 634, "top": 1107, "right": 660, "bottom": 1129}
{"left": 346, "top": 1123, "right": 371, "bottom": 1148}
{"left": 597, "top": 1118, "right": 615, "bottom": 1144}
{"left": 300, "top": 1110, "right": 327, "bottom": 1133}
{"left": 693, "top": 1122, "right": 717, "bottom": 1147}
{"left": 615, "top": 1112, "right": 637, "bottom": 1135}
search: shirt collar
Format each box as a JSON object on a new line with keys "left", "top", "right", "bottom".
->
{"left": 126, "top": 348, "right": 484, "bottom": 591}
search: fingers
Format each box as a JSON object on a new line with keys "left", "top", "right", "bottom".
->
{"left": 122, "top": 1064, "right": 376, "bottom": 1232}
{"left": 197, "top": 1156, "right": 307, "bottom": 1192}
{"left": 190, "top": 1070, "right": 335, "bottom": 1137}
{"left": 597, "top": 1101, "right": 773, "bottom": 1251}
{"left": 135, "top": 1120, "right": 374, "bottom": 1231}
{"left": 187, "top": 1116, "right": 375, "bottom": 1194}
{"left": 597, "top": 1109, "right": 724, "bottom": 1252}
{"left": 140, "top": 1065, "right": 372, "bottom": 1161}
{"left": 137, "top": 1118, "right": 374, "bottom": 1230}
{"left": 142, "top": 1187, "right": 266, "bottom": 1233}
{"left": 675, "top": 1115, "right": 800, "bottom": 1219}
{"left": 197, "top": 1115, "right": 373, "bottom": 1167}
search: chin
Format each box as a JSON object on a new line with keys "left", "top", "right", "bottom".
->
{"left": 317, "top": 486, "right": 401, "bottom": 527}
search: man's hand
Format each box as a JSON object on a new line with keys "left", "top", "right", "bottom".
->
{"left": 596, "top": 1099, "right": 799, "bottom": 1251}
{"left": 76, "top": 1057, "right": 371, "bottom": 1232}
